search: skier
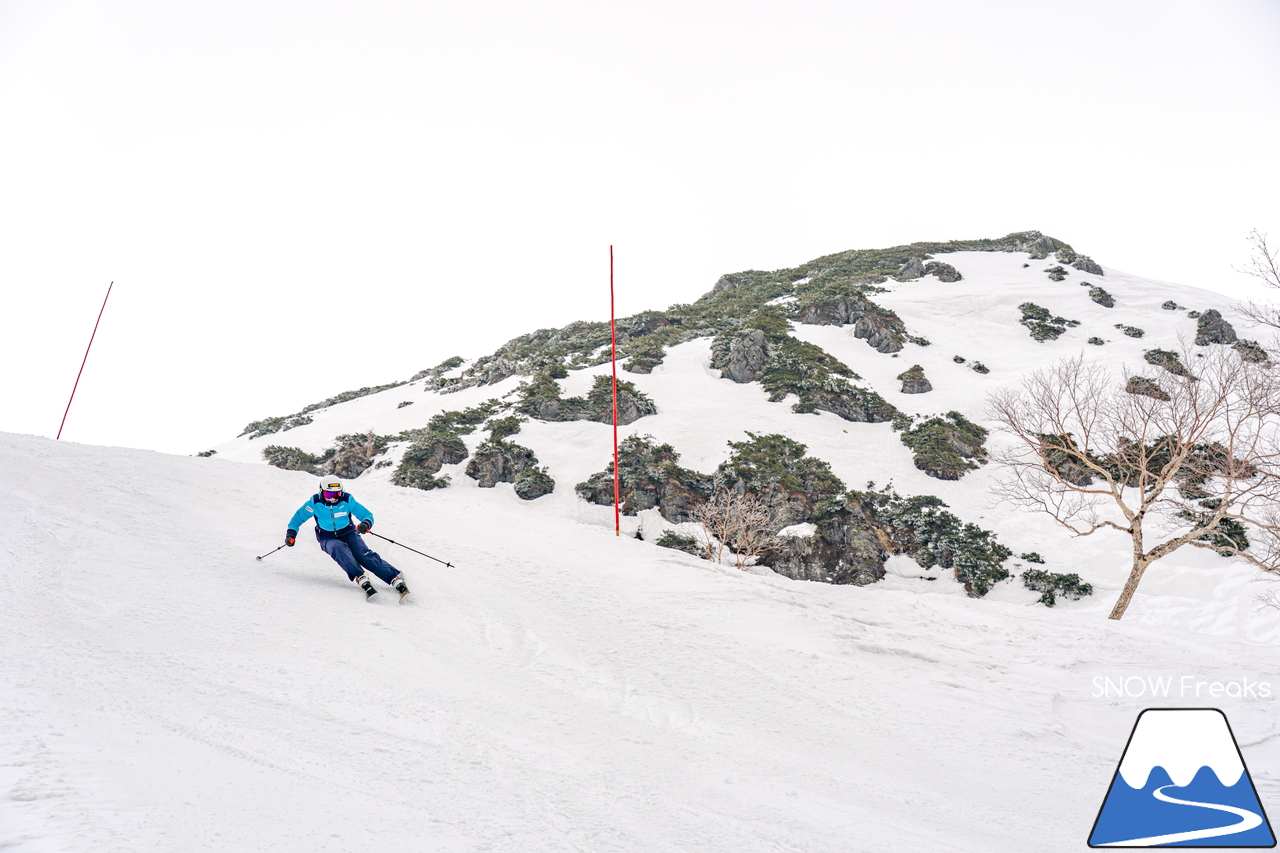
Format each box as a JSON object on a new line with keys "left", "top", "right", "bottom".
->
{"left": 286, "top": 478, "right": 410, "bottom": 601}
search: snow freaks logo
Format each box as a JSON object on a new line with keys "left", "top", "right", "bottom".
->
{"left": 1088, "top": 709, "right": 1276, "bottom": 848}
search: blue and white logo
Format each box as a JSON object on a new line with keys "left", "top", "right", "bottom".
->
{"left": 1089, "top": 708, "right": 1275, "bottom": 847}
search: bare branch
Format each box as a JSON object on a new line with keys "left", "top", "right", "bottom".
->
{"left": 987, "top": 344, "right": 1280, "bottom": 620}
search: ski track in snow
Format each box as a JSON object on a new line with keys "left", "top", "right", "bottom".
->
{"left": 6, "top": 253, "right": 1280, "bottom": 850}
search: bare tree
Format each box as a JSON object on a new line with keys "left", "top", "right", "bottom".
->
{"left": 1236, "top": 230, "right": 1280, "bottom": 331}
{"left": 988, "top": 347, "right": 1280, "bottom": 620}
{"left": 692, "top": 489, "right": 781, "bottom": 570}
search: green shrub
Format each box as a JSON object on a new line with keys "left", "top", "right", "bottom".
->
{"left": 656, "top": 531, "right": 701, "bottom": 556}
{"left": 240, "top": 413, "right": 314, "bottom": 439}
{"left": 1020, "top": 552, "right": 1045, "bottom": 564}
{"left": 392, "top": 429, "right": 468, "bottom": 491}
{"left": 1045, "top": 265, "right": 1068, "bottom": 282}
{"left": 1021, "top": 569, "right": 1093, "bottom": 606}
{"left": 196, "top": 449, "right": 217, "bottom": 457}
{"left": 924, "top": 261, "right": 962, "bottom": 282}
{"left": 850, "top": 487, "right": 1012, "bottom": 597}
{"left": 485, "top": 414, "right": 524, "bottom": 440}
{"left": 712, "top": 309, "right": 894, "bottom": 423}
{"left": 577, "top": 434, "right": 713, "bottom": 522}
{"left": 1234, "top": 340, "right": 1269, "bottom": 364}
{"left": 1115, "top": 324, "right": 1145, "bottom": 338}
{"left": 898, "top": 412, "right": 989, "bottom": 480}
{"left": 1088, "top": 286, "right": 1115, "bottom": 308}
{"left": 263, "top": 445, "right": 322, "bottom": 474}
{"left": 514, "top": 465, "right": 556, "bottom": 500}
{"left": 1088, "top": 337, "right": 1105, "bottom": 345}
{"left": 517, "top": 371, "right": 656, "bottom": 425}
{"left": 319, "top": 432, "right": 393, "bottom": 479}
{"left": 1144, "top": 349, "right": 1192, "bottom": 377}
{"left": 1018, "top": 303, "right": 1078, "bottom": 341}
{"left": 971, "top": 362, "right": 990, "bottom": 374}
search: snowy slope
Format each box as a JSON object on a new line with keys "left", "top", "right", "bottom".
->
{"left": 210, "top": 249, "right": 1280, "bottom": 640}
{"left": 4, "top": 430, "right": 1280, "bottom": 852}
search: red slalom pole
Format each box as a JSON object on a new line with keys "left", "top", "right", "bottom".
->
{"left": 611, "top": 246, "right": 620, "bottom": 537}
{"left": 57, "top": 281, "right": 113, "bottom": 440}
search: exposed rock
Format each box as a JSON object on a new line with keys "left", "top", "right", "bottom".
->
{"left": 1088, "top": 286, "right": 1115, "bottom": 308}
{"left": 1022, "top": 234, "right": 1057, "bottom": 259}
{"left": 513, "top": 466, "right": 555, "bottom": 500}
{"left": 1234, "top": 340, "right": 1270, "bottom": 364}
{"left": 519, "top": 373, "right": 657, "bottom": 426}
{"left": 895, "top": 257, "right": 925, "bottom": 281}
{"left": 897, "top": 365, "right": 932, "bottom": 394}
{"left": 766, "top": 513, "right": 886, "bottom": 585}
{"left": 1072, "top": 256, "right": 1104, "bottom": 275}
{"left": 576, "top": 436, "right": 713, "bottom": 523}
{"left": 795, "top": 293, "right": 906, "bottom": 354}
{"left": 709, "top": 275, "right": 738, "bottom": 295}
{"left": 897, "top": 412, "right": 988, "bottom": 480}
{"left": 718, "top": 329, "right": 771, "bottom": 383}
{"left": 1195, "top": 310, "right": 1238, "bottom": 346}
{"left": 924, "top": 261, "right": 962, "bottom": 282}
{"left": 1125, "top": 376, "right": 1171, "bottom": 401}
{"left": 466, "top": 440, "right": 537, "bottom": 488}
{"left": 1143, "top": 349, "right": 1193, "bottom": 378}
{"left": 391, "top": 431, "right": 468, "bottom": 490}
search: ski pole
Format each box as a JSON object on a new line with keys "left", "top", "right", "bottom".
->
{"left": 368, "top": 531, "right": 454, "bottom": 568}
{"left": 256, "top": 544, "right": 287, "bottom": 561}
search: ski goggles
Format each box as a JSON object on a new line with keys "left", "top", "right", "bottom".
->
{"left": 321, "top": 489, "right": 343, "bottom": 502}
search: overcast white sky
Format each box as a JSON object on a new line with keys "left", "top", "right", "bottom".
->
{"left": 2, "top": 0, "right": 1278, "bottom": 454}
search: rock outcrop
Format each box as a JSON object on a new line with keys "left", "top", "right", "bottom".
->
{"left": 1072, "top": 256, "right": 1104, "bottom": 275}
{"left": 466, "top": 440, "right": 537, "bottom": 488}
{"left": 1195, "top": 310, "right": 1238, "bottom": 346}
{"left": 895, "top": 257, "right": 925, "bottom": 281}
{"left": 718, "top": 328, "right": 771, "bottom": 383}
{"left": 795, "top": 294, "right": 906, "bottom": 354}
{"left": 897, "top": 365, "right": 932, "bottom": 394}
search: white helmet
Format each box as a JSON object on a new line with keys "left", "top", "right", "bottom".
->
{"left": 319, "top": 479, "right": 344, "bottom": 504}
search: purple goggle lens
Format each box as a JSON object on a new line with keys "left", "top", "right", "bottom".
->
{"left": 322, "top": 489, "right": 342, "bottom": 501}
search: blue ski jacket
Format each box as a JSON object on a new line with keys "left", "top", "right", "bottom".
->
{"left": 287, "top": 492, "right": 375, "bottom": 540}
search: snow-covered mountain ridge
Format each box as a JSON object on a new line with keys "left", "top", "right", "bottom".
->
{"left": 211, "top": 233, "right": 1279, "bottom": 633}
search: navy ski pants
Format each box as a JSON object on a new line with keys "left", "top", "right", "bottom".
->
{"left": 319, "top": 531, "right": 399, "bottom": 584}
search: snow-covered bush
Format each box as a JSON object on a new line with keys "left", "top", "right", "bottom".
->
{"left": 1018, "top": 303, "right": 1079, "bottom": 342}
{"left": 576, "top": 434, "right": 712, "bottom": 522}
{"left": 849, "top": 488, "right": 1012, "bottom": 597}
{"left": 514, "top": 466, "right": 555, "bottom": 500}
{"left": 262, "top": 445, "right": 322, "bottom": 474}
{"left": 1021, "top": 569, "right": 1093, "bottom": 607}
{"left": 896, "top": 412, "right": 988, "bottom": 480}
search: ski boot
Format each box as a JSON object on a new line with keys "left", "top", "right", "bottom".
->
{"left": 356, "top": 573, "right": 378, "bottom": 600}
{"left": 391, "top": 574, "right": 411, "bottom": 603}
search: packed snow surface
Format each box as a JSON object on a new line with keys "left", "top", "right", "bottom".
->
{"left": 4, "top": 430, "right": 1280, "bottom": 852}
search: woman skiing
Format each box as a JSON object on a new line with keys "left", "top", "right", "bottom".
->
{"left": 286, "top": 478, "right": 410, "bottom": 601}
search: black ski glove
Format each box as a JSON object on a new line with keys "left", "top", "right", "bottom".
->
{"left": 357, "top": 520, "right": 372, "bottom": 534}
{"left": 286, "top": 529, "right": 297, "bottom": 546}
